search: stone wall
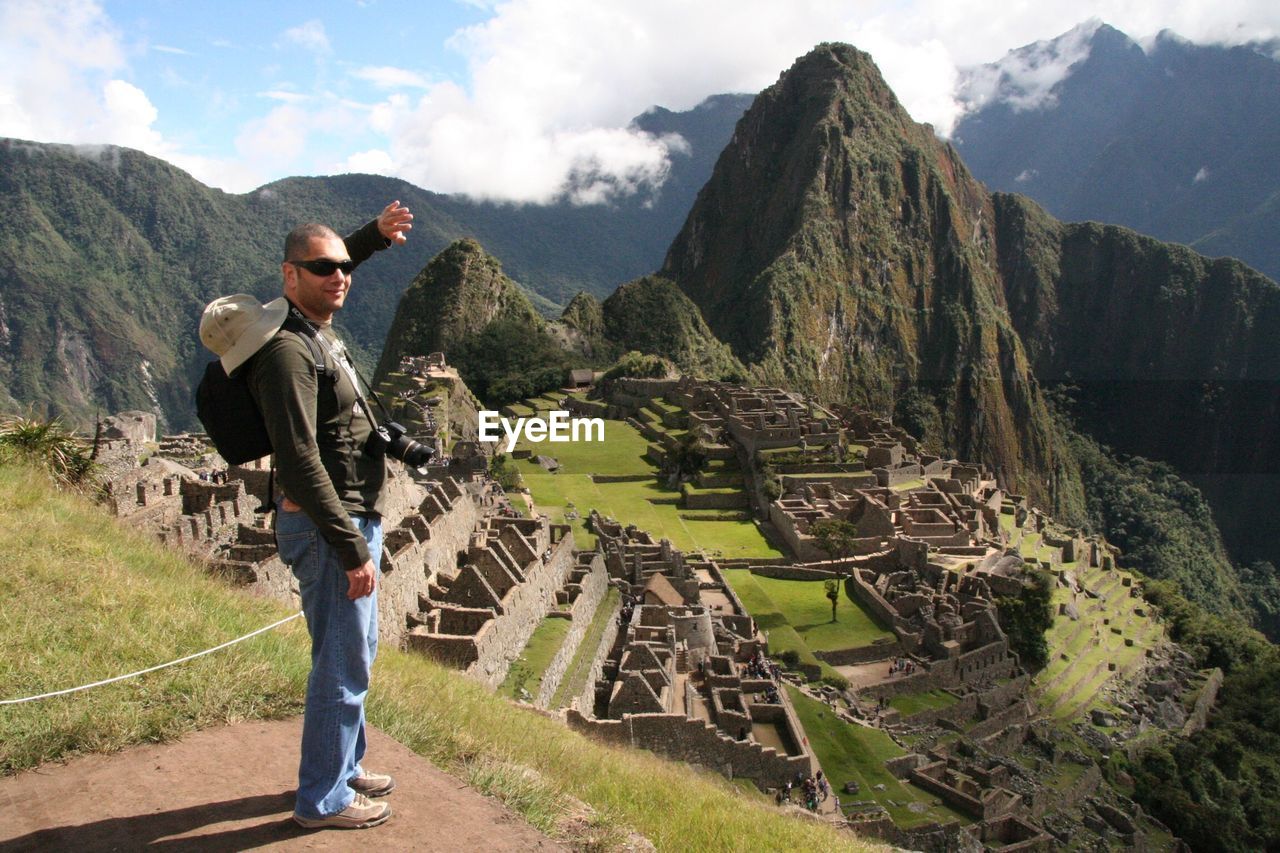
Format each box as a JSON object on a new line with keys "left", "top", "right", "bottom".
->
{"left": 377, "top": 479, "right": 478, "bottom": 647}
{"left": 866, "top": 640, "right": 1015, "bottom": 700}
{"left": 1181, "top": 667, "right": 1224, "bottom": 737}
{"left": 468, "top": 526, "right": 578, "bottom": 688}
{"left": 814, "top": 638, "right": 902, "bottom": 666}
{"left": 748, "top": 564, "right": 842, "bottom": 581}
{"left": 910, "top": 762, "right": 987, "bottom": 818}
{"left": 1028, "top": 764, "right": 1102, "bottom": 820}
{"left": 565, "top": 710, "right": 810, "bottom": 790}
{"left": 577, "top": 598, "right": 624, "bottom": 715}
{"left": 536, "top": 555, "right": 610, "bottom": 708}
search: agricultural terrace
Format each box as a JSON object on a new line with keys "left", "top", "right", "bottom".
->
{"left": 512, "top": 414, "right": 780, "bottom": 559}
{"left": 1000, "top": 505, "right": 1165, "bottom": 721}
{"left": 499, "top": 616, "right": 571, "bottom": 700}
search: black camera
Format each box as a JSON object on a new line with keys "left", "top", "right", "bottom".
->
{"left": 366, "top": 421, "right": 434, "bottom": 467}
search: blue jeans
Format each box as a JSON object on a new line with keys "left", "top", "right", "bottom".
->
{"left": 275, "top": 506, "right": 382, "bottom": 819}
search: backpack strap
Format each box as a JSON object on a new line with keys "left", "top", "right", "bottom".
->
{"left": 280, "top": 313, "right": 335, "bottom": 384}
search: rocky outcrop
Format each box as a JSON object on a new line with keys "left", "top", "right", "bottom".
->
{"left": 376, "top": 239, "right": 544, "bottom": 381}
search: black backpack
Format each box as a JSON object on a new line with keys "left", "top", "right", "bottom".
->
{"left": 196, "top": 315, "right": 330, "bottom": 465}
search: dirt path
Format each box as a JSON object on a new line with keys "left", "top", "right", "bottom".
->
{"left": 0, "top": 717, "right": 565, "bottom": 852}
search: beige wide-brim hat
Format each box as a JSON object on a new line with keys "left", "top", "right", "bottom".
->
{"left": 199, "top": 294, "right": 289, "bottom": 375}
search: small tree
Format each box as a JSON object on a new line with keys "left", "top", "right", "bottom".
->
{"left": 824, "top": 578, "right": 840, "bottom": 622}
{"left": 663, "top": 430, "right": 707, "bottom": 487}
{"left": 812, "top": 518, "right": 859, "bottom": 563}
{"left": 489, "top": 453, "right": 523, "bottom": 491}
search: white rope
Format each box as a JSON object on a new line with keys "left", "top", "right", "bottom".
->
{"left": 0, "top": 611, "right": 304, "bottom": 706}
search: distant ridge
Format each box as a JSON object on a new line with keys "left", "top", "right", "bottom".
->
{"left": 953, "top": 22, "right": 1280, "bottom": 282}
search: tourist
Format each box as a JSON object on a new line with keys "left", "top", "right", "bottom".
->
{"left": 201, "top": 200, "right": 412, "bottom": 830}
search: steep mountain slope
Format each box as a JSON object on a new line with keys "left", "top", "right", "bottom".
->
{"left": 601, "top": 276, "right": 744, "bottom": 379}
{"left": 953, "top": 23, "right": 1280, "bottom": 281}
{"left": 655, "top": 42, "right": 1280, "bottom": 616}
{"left": 662, "top": 43, "right": 1070, "bottom": 509}
{"left": 994, "top": 192, "right": 1280, "bottom": 571}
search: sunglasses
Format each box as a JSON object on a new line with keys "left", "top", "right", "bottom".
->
{"left": 290, "top": 258, "right": 356, "bottom": 277}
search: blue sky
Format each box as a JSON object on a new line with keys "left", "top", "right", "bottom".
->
{"left": 2, "top": 1, "right": 1277, "bottom": 201}
{"left": 102, "top": 1, "right": 484, "bottom": 176}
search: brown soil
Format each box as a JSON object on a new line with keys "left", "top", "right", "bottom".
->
{"left": 0, "top": 717, "right": 565, "bottom": 852}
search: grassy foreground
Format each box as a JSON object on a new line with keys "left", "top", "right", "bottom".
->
{"left": 0, "top": 464, "right": 875, "bottom": 851}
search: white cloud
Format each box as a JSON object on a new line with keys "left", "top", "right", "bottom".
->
{"left": 235, "top": 104, "right": 311, "bottom": 172}
{"left": 959, "top": 19, "right": 1103, "bottom": 113}
{"left": 351, "top": 65, "right": 432, "bottom": 90}
{"left": 1194, "top": 166, "right": 1210, "bottom": 183}
{"left": 152, "top": 44, "right": 192, "bottom": 56}
{"left": 0, "top": 0, "right": 267, "bottom": 192}
{"left": 281, "top": 20, "right": 330, "bottom": 54}
{"left": 341, "top": 148, "right": 396, "bottom": 174}
{"left": 260, "top": 89, "right": 311, "bottom": 103}
{"left": 0, "top": 0, "right": 126, "bottom": 143}
{"left": 352, "top": 0, "right": 1279, "bottom": 202}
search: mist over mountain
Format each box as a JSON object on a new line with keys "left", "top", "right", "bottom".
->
{"left": 953, "top": 21, "right": 1280, "bottom": 282}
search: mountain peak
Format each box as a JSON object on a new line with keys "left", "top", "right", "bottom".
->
{"left": 375, "top": 238, "right": 541, "bottom": 380}
{"left": 659, "top": 40, "right": 1060, "bottom": 504}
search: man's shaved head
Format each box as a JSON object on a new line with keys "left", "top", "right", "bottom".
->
{"left": 284, "top": 223, "right": 341, "bottom": 261}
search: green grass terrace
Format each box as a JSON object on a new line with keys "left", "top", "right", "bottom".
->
{"left": 722, "top": 569, "right": 894, "bottom": 680}
{"left": 514, "top": 416, "right": 780, "bottom": 560}
{"left": 788, "top": 686, "right": 968, "bottom": 828}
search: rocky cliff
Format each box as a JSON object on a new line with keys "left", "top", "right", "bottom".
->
{"left": 993, "top": 192, "right": 1280, "bottom": 567}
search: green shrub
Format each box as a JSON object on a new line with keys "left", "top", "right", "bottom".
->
{"left": 602, "top": 351, "right": 676, "bottom": 381}
{"left": 0, "top": 415, "right": 95, "bottom": 486}
{"left": 820, "top": 674, "right": 850, "bottom": 691}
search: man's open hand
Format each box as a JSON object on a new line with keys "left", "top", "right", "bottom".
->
{"left": 376, "top": 200, "right": 413, "bottom": 246}
{"left": 346, "top": 560, "right": 377, "bottom": 599}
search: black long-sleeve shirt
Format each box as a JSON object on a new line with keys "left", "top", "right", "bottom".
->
{"left": 246, "top": 220, "right": 389, "bottom": 569}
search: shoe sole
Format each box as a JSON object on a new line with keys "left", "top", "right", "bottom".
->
{"left": 293, "top": 805, "right": 391, "bottom": 830}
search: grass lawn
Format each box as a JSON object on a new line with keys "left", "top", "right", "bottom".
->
{"left": 515, "top": 418, "right": 780, "bottom": 560}
{"left": 499, "top": 616, "right": 572, "bottom": 700}
{"left": 787, "top": 687, "right": 968, "bottom": 828}
{"left": 726, "top": 571, "right": 894, "bottom": 651}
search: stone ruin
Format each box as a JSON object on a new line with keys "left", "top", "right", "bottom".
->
{"left": 566, "top": 513, "right": 815, "bottom": 791}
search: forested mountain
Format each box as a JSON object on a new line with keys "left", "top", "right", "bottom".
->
{"left": 0, "top": 95, "right": 750, "bottom": 431}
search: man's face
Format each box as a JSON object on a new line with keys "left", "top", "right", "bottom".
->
{"left": 282, "top": 234, "right": 352, "bottom": 323}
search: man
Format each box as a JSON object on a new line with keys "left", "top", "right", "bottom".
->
{"left": 249, "top": 201, "right": 412, "bottom": 829}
